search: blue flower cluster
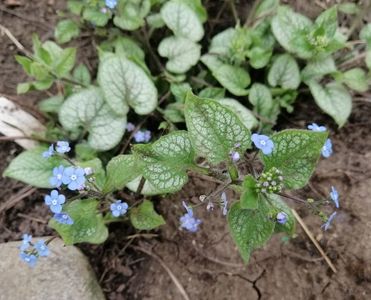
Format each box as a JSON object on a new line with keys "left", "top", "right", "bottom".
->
{"left": 180, "top": 201, "right": 202, "bottom": 232}
{"left": 50, "top": 165, "right": 86, "bottom": 191}
{"left": 126, "top": 122, "right": 152, "bottom": 143}
{"left": 42, "top": 141, "right": 71, "bottom": 158}
{"left": 307, "top": 123, "right": 333, "bottom": 158}
{"left": 44, "top": 190, "right": 74, "bottom": 225}
{"left": 105, "top": 0, "right": 117, "bottom": 9}
{"left": 19, "top": 234, "right": 50, "bottom": 268}
{"left": 251, "top": 133, "right": 274, "bottom": 155}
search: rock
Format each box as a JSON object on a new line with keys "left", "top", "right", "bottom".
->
{"left": 0, "top": 237, "right": 105, "bottom": 300}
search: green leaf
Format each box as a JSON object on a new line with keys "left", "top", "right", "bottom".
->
{"left": 248, "top": 83, "right": 273, "bottom": 117}
{"left": 184, "top": 92, "right": 251, "bottom": 164}
{"left": 73, "top": 64, "right": 91, "bottom": 86}
{"left": 132, "top": 131, "right": 195, "bottom": 193}
{"left": 314, "top": 6, "right": 338, "bottom": 39}
{"left": 75, "top": 143, "right": 97, "bottom": 161}
{"left": 209, "top": 27, "right": 236, "bottom": 58}
{"left": 170, "top": 82, "right": 192, "bottom": 102}
{"left": 17, "top": 82, "right": 32, "bottom": 94}
{"left": 261, "top": 129, "right": 328, "bottom": 189}
{"left": 32, "top": 34, "right": 52, "bottom": 65}
{"left": 360, "top": 24, "right": 371, "bottom": 47}
{"left": 97, "top": 54, "right": 158, "bottom": 115}
{"left": 59, "top": 87, "right": 126, "bottom": 151}
{"left": 67, "top": 0, "right": 84, "bottom": 15}
{"left": 130, "top": 200, "right": 165, "bottom": 230}
{"left": 268, "top": 54, "right": 300, "bottom": 89}
{"left": 49, "top": 199, "right": 108, "bottom": 245}
{"left": 161, "top": 0, "right": 204, "bottom": 42}
{"left": 30, "top": 62, "right": 49, "bottom": 81}
{"left": 180, "top": 0, "right": 207, "bottom": 23}
{"left": 308, "top": 81, "right": 352, "bottom": 127}
{"left": 201, "top": 54, "right": 250, "bottom": 96}
{"left": 227, "top": 200, "right": 275, "bottom": 263}
{"left": 15, "top": 55, "right": 33, "bottom": 75}
{"left": 83, "top": 7, "right": 110, "bottom": 26}
{"left": 33, "top": 78, "right": 53, "bottom": 91}
{"left": 54, "top": 47, "right": 76, "bottom": 77}
{"left": 342, "top": 68, "right": 368, "bottom": 92}
{"left": 3, "top": 147, "right": 64, "bottom": 188}
{"left": 104, "top": 155, "right": 143, "bottom": 193}
{"left": 198, "top": 87, "right": 225, "bottom": 99}
{"left": 240, "top": 175, "right": 258, "bottom": 209}
{"left": 338, "top": 3, "right": 360, "bottom": 15}
{"left": 271, "top": 6, "right": 313, "bottom": 58}
{"left": 158, "top": 36, "right": 201, "bottom": 74}
{"left": 266, "top": 194, "right": 295, "bottom": 236}
{"left": 366, "top": 50, "right": 371, "bottom": 69}
{"left": 254, "top": 0, "right": 279, "bottom": 20}
{"left": 38, "top": 95, "right": 64, "bottom": 113}
{"left": 115, "top": 37, "right": 145, "bottom": 62}
{"left": 146, "top": 13, "right": 166, "bottom": 29}
{"left": 55, "top": 19, "right": 80, "bottom": 44}
{"left": 114, "top": 0, "right": 151, "bottom": 31}
{"left": 248, "top": 46, "right": 272, "bottom": 69}
{"left": 218, "top": 98, "right": 258, "bottom": 130}
{"left": 42, "top": 41, "right": 62, "bottom": 63}
{"left": 301, "top": 56, "right": 337, "bottom": 82}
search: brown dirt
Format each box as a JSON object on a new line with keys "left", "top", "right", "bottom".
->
{"left": 1, "top": 1, "right": 371, "bottom": 300}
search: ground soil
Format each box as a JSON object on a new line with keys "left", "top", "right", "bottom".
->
{"left": 1, "top": 1, "right": 371, "bottom": 300}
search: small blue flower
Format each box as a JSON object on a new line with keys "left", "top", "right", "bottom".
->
{"left": 251, "top": 133, "right": 274, "bottom": 155}
{"left": 44, "top": 190, "right": 65, "bottom": 213}
{"left": 133, "top": 130, "right": 151, "bottom": 143}
{"left": 53, "top": 212, "right": 74, "bottom": 225}
{"left": 276, "top": 212, "right": 288, "bottom": 224}
{"left": 321, "top": 211, "right": 337, "bottom": 231}
{"left": 126, "top": 122, "right": 135, "bottom": 132}
{"left": 110, "top": 200, "right": 129, "bottom": 217}
{"left": 180, "top": 201, "right": 202, "bottom": 232}
{"left": 50, "top": 165, "right": 65, "bottom": 187}
{"left": 330, "top": 186, "right": 339, "bottom": 208}
{"left": 105, "top": 0, "right": 117, "bottom": 9}
{"left": 19, "top": 252, "right": 38, "bottom": 268}
{"left": 229, "top": 151, "right": 240, "bottom": 162}
{"left": 322, "top": 138, "right": 333, "bottom": 158}
{"left": 19, "top": 234, "right": 32, "bottom": 251}
{"left": 308, "top": 123, "right": 327, "bottom": 132}
{"left": 62, "top": 167, "right": 86, "bottom": 190}
{"left": 42, "top": 145, "right": 54, "bottom": 158}
{"left": 34, "top": 240, "right": 49, "bottom": 257}
{"left": 221, "top": 192, "right": 228, "bottom": 216}
{"left": 56, "top": 141, "right": 71, "bottom": 154}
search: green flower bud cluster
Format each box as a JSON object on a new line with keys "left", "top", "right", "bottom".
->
{"left": 256, "top": 167, "right": 284, "bottom": 194}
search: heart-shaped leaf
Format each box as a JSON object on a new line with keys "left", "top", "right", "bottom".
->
{"left": 98, "top": 54, "right": 158, "bottom": 116}
{"left": 130, "top": 200, "right": 165, "bottom": 230}
{"left": 158, "top": 36, "right": 201, "bottom": 74}
{"left": 59, "top": 87, "right": 126, "bottom": 151}
{"left": 268, "top": 54, "right": 300, "bottom": 89}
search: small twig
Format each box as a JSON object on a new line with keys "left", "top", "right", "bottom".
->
{"left": 135, "top": 177, "right": 146, "bottom": 196}
{"left": 278, "top": 192, "right": 308, "bottom": 204}
{"left": 125, "top": 233, "right": 158, "bottom": 240}
{"left": 0, "top": 24, "right": 32, "bottom": 57}
{"left": 0, "top": 186, "right": 36, "bottom": 214}
{"left": 132, "top": 246, "right": 191, "bottom": 300}
{"left": 228, "top": 0, "right": 239, "bottom": 24}
{"left": 188, "top": 172, "right": 225, "bottom": 185}
{"left": 291, "top": 209, "right": 337, "bottom": 273}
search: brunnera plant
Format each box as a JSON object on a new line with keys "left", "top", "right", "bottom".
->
{"left": 4, "top": 0, "right": 363, "bottom": 266}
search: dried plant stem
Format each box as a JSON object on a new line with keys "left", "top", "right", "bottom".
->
{"left": 291, "top": 209, "right": 337, "bottom": 273}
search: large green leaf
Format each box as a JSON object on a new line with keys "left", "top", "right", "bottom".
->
{"left": 201, "top": 54, "right": 250, "bottom": 96}
{"left": 262, "top": 129, "right": 328, "bottom": 189}
{"left": 3, "top": 147, "right": 64, "bottom": 188}
{"left": 161, "top": 0, "right": 204, "bottom": 42}
{"left": 132, "top": 131, "right": 195, "bottom": 193}
{"left": 218, "top": 98, "right": 258, "bottom": 130}
{"left": 268, "top": 54, "right": 300, "bottom": 89}
{"left": 158, "top": 36, "right": 201, "bottom": 74}
{"left": 113, "top": 0, "right": 151, "bottom": 31}
{"left": 55, "top": 19, "right": 80, "bottom": 44}
{"left": 97, "top": 54, "right": 158, "bottom": 116}
{"left": 130, "top": 200, "right": 165, "bottom": 230}
{"left": 308, "top": 81, "right": 352, "bottom": 127}
{"left": 184, "top": 92, "right": 251, "bottom": 164}
{"left": 59, "top": 87, "right": 126, "bottom": 151}
{"left": 301, "top": 56, "right": 337, "bottom": 82}
{"left": 49, "top": 199, "right": 108, "bottom": 245}
{"left": 209, "top": 28, "right": 236, "bottom": 58}
{"left": 314, "top": 6, "right": 338, "bottom": 40}
{"left": 228, "top": 200, "right": 275, "bottom": 263}
{"left": 248, "top": 83, "right": 274, "bottom": 118}
{"left": 104, "top": 155, "right": 143, "bottom": 193}
{"left": 342, "top": 68, "right": 368, "bottom": 92}
{"left": 271, "top": 6, "right": 313, "bottom": 58}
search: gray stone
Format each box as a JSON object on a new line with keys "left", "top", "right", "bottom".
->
{"left": 0, "top": 237, "right": 105, "bottom": 300}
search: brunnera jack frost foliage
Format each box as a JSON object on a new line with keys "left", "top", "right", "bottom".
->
{"left": 5, "top": 0, "right": 366, "bottom": 267}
